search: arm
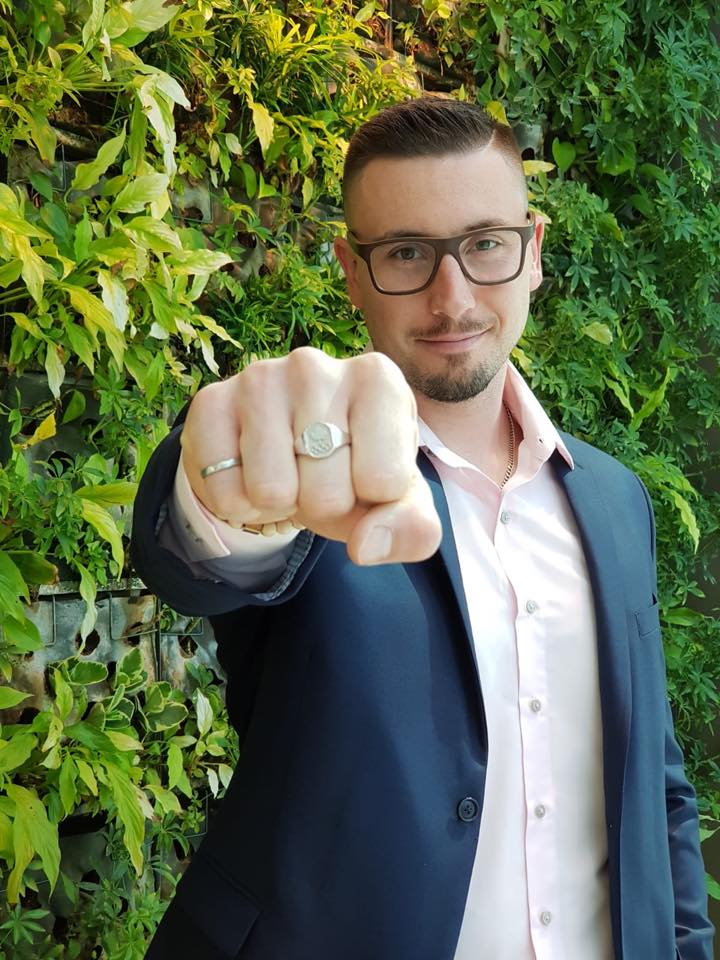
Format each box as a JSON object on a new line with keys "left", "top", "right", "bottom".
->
{"left": 637, "top": 477, "right": 715, "bottom": 959}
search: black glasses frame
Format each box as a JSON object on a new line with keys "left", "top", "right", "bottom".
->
{"left": 346, "top": 216, "right": 537, "bottom": 296}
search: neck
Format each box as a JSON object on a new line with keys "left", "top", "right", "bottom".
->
{"left": 415, "top": 365, "right": 519, "bottom": 478}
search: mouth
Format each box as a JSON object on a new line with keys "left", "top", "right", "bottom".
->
{"left": 415, "top": 329, "right": 489, "bottom": 355}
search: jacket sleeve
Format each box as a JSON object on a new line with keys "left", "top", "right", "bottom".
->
{"left": 637, "top": 477, "right": 715, "bottom": 959}
{"left": 129, "top": 423, "right": 327, "bottom": 617}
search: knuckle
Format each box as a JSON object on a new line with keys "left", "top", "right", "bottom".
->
{"left": 298, "top": 483, "right": 354, "bottom": 519}
{"left": 357, "top": 470, "right": 407, "bottom": 504}
{"left": 244, "top": 478, "right": 297, "bottom": 512}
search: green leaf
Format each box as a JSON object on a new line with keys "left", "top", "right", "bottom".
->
{"left": 29, "top": 173, "right": 54, "bottom": 202}
{"left": 670, "top": 491, "right": 700, "bottom": 552}
{"left": 72, "top": 130, "right": 127, "bottom": 191}
{"left": 706, "top": 873, "right": 720, "bottom": 901}
{"left": 62, "top": 389, "right": 86, "bottom": 424}
{"left": 631, "top": 367, "right": 675, "bottom": 430}
{"left": 73, "top": 214, "right": 93, "bottom": 263}
{"left": 0, "top": 686, "right": 31, "bottom": 709}
{"left": 0, "top": 549, "right": 29, "bottom": 602}
{"left": 0, "top": 732, "right": 37, "bottom": 774}
{"left": 122, "top": 216, "right": 182, "bottom": 252}
{"left": 75, "top": 757, "right": 98, "bottom": 796}
{"left": 76, "top": 481, "right": 137, "bottom": 507}
{"left": 112, "top": 173, "right": 169, "bottom": 214}
{"left": 28, "top": 111, "right": 57, "bottom": 164}
{"left": 65, "top": 285, "right": 125, "bottom": 368}
{"left": 167, "top": 742, "right": 192, "bottom": 798}
{"left": 79, "top": 499, "right": 124, "bottom": 570}
{"left": 102, "top": 761, "right": 146, "bottom": 875}
{"left": 52, "top": 668, "right": 74, "bottom": 721}
{"left": 121, "top": 0, "right": 179, "bottom": 33}
{"left": 167, "top": 249, "right": 233, "bottom": 275}
{"left": 65, "top": 322, "right": 96, "bottom": 373}
{"left": 581, "top": 322, "right": 613, "bottom": 346}
{"left": 59, "top": 755, "right": 78, "bottom": 815}
{"left": 251, "top": 102, "right": 275, "bottom": 156}
{"left": 7, "top": 551, "right": 57, "bottom": 587}
{"left": 69, "top": 660, "right": 108, "bottom": 685}
{"left": 551, "top": 138, "right": 576, "bottom": 173}
{"left": 5, "top": 785, "right": 60, "bottom": 903}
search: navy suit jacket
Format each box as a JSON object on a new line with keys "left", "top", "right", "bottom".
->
{"left": 131, "top": 423, "right": 714, "bottom": 960}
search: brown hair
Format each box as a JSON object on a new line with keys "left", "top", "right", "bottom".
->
{"left": 342, "top": 96, "right": 525, "bottom": 219}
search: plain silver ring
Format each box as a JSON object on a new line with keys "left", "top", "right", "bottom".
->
{"left": 294, "top": 422, "right": 351, "bottom": 459}
{"left": 200, "top": 456, "right": 242, "bottom": 479}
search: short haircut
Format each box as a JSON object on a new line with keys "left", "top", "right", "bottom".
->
{"left": 342, "top": 95, "right": 525, "bottom": 220}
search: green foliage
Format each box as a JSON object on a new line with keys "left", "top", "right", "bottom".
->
{"left": 0, "top": 0, "right": 718, "bottom": 948}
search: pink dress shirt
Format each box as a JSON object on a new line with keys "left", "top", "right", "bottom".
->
{"left": 160, "top": 361, "right": 615, "bottom": 960}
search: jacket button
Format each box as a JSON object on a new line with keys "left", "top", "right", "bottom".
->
{"left": 457, "top": 797, "right": 479, "bottom": 822}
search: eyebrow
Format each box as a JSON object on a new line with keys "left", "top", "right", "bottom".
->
{"left": 358, "top": 218, "right": 524, "bottom": 242}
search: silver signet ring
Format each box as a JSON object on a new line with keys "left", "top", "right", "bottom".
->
{"left": 294, "top": 422, "right": 351, "bottom": 459}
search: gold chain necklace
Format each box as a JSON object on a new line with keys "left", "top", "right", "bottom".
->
{"left": 499, "top": 402, "right": 516, "bottom": 489}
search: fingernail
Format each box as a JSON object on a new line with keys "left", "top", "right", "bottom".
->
{"left": 357, "top": 525, "right": 392, "bottom": 565}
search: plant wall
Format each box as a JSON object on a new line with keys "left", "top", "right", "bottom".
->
{"left": 0, "top": 0, "right": 718, "bottom": 954}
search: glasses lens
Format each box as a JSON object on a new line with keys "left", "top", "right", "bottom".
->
{"left": 459, "top": 230, "right": 524, "bottom": 284}
{"left": 370, "top": 240, "right": 437, "bottom": 293}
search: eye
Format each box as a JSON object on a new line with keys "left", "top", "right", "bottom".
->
{"left": 471, "top": 237, "right": 500, "bottom": 252}
{"left": 389, "top": 244, "right": 424, "bottom": 262}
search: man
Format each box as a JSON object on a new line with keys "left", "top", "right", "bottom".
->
{"left": 131, "top": 97, "right": 714, "bottom": 959}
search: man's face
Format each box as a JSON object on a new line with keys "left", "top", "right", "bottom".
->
{"left": 334, "top": 145, "right": 544, "bottom": 403}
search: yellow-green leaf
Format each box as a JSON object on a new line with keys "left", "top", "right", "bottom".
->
{"left": 75, "top": 562, "right": 98, "bottom": 642}
{"left": 75, "top": 480, "right": 137, "bottom": 507}
{"left": 5, "top": 784, "right": 60, "bottom": 903}
{"left": 0, "top": 687, "right": 31, "bottom": 709}
{"left": 79, "top": 499, "right": 124, "bottom": 570}
{"left": 581, "top": 322, "right": 613, "bottom": 346}
{"left": 523, "top": 160, "right": 555, "bottom": 176}
{"left": 112, "top": 173, "right": 169, "bottom": 214}
{"left": 251, "top": 102, "right": 275, "bottom": 156}
{"left": 102, "top": 761, "right": 145, "bottom": 876}
{"left": 21, "top": 411, "right": 56, "bottom": 449}
{"left": 72, "top": 129, "right": 126, "bottom": 191}
{"left": 485, "top": 100, "right": 509, "bottom": 125}
{"left": 670, "top": 491, "right": 700, "bottom": 552}
{"left": 45, "top": 343, "right": 65, "bottom": 399}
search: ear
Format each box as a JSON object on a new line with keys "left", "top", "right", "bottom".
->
{"left": 528, "top": 216, "right": 545, "bottom": 292}
{"left": 334, "top": 237, "right": 364, "bottom": 309}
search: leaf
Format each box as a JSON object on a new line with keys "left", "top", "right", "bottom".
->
{"left": 197, "top": 329, "right": 219, "bottom": 376}
{"left": 72, "top": 129, "right": 127, "bottom": 191}
{"left": 52, "top": 668, "right": 74, "bottom": 721}
{"left": 706, "top": 873, "right": 720, "bottom": 901}
{"left": 97, "top": 270, "right": 130, "bottom": 331}
{"left": 10, "top": 311, "right": 43, "bottom": 339}
{"left": 523, "top": 160, "right": 555, "bottom": 176}
{"left": 75, "top": 757, "right": 98, "bottom": 796}
{"left": 102, "top": 761, "right": 146, "bottom": 875}
{"left": 631, "top": 367, "right": 675, "bottom": 430}
{"left": 28, "top": 111, "right": 57, "bottom": 164}
{"left": 69, "top": 660, "right": 108, "bottom": 685}
{"left": 79, "top": 499, "right": 125, "bottom": 570}
{"left": 62, "top": 389, "right": 86, "bottom": 424}
{"left": 0, "top": 687, "right": 31, "bottom": 709}
{"left": 581, "top": 322, "right": 613, "bottom": 346}
{"left": 251, "top": 102, "right": 275, "bottom": 156}
{"left": 0, "top": 732, "right": 37, "bottom": 774}
{"left": 0, "top": 549, "right": 29, "bottom": 602}
{"left": 66, "top": 285, "right": 125, "bottom": 368}
{"left": 75, "top": 562, "right": 98, "bottom": 642}
{"left": 7, "top": 551, "right": 57, "bottom": 586}
{"left": 167, "top": 249, "right": 233, "bottom": 275}
{"left": 207, "top": 767, "right": 219, "bottom": 797}
{"left": 45, "top": 344, "right": 65, "bottom": 400}
{"left": 195, "top": 690, "right": 213, "bottom": 738}
{"left": 65, "top": 322, "right": 96, "bottom": 373}
{"left": 59, "top": 755, "right": 78, "bottom": 815}
{"left": 22, "top": 411, "right": 57, "bottom": 448}
{"left": 29, "top": 172, "right": 54, "bottom": 202}
{"left": 485, "top": 100, "right": 509, "bottom": 125}
{"left": 167, "top": 742, "right": 192, "bottom": 798}
{"left": 0, "top": 260, "right": 23, "bottom": 287}
{"left": 670, "top": 491, "right": 700, "bottom": 552}
{"left": 75, "top": 481, "right": 137, "bottom": 507}
{"left": 121, "top": 0, "right": 180, "bottom": 33}
{"left": 73, "top": 214, "right": 93, "bottom": 263}
{"left": 112, "top": 173, "right": 169, "bottom": 214}
{"left": 5, "top": 785, "right": 60, "bottom": 904}
{"left": 196, "top": 314, "right": 242, "bottom": 349}
{"left": 122, "top": 216, "right": 182, "bottom": 252}
{"left": 551, "top": 138, "right": 576, "bottom": 173}
{"left": 105, "top": 730, "right": 143, "bottom": 752}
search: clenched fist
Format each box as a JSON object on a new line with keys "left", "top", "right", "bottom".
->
{"left": 180, "top": 347, "right": 442, "bottom": 565}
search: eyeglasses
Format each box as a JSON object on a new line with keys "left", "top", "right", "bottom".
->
{"left": 346, "top": 216, "right": 536, "bottom": 296}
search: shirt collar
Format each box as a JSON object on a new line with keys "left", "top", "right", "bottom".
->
{"left": 417, "top": 360, "right": 574, "bottom": 471}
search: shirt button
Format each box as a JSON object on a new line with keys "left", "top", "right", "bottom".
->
{"left": 530, "top": 698, "right": 542, "bottom": 713}
{"left": 500, "top": 510, "right": 511, "bottom": 524}
{"left": 457, "top": 797, "right": 479, "bottom": 822}
{"left": 525, "top": 600, "right": 539, "bottom": 614}
{"left": 534, "top": 804, "right": 547, "bottom": 819}
{"left": 540, "top": 911, "right": 552, "bottom": 926}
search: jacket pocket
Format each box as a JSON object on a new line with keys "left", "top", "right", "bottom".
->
{"left": 171, "top": 850, "right": 262, "bottom": 959}
{"left": 634, "top": 599, "right": 661, "bottom": 638}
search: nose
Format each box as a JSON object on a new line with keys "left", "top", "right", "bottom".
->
{"left": 427, "top": 253, "right": 476, "bottom": 319}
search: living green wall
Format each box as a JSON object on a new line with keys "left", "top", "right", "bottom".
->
{"left": 0, "top": 0, "right": 717, "bottom": 954}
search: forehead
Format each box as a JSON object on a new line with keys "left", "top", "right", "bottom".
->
{"left": 348, "top": 146, "right": 527, "bottom": 241}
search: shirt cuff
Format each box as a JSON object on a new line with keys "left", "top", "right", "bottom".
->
{"left": 172, "top": 455, "right": 299, "bottom": 561}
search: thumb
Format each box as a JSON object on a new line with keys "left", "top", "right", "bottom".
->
{"left": 346, "top": 470, "right": 442, "bottom": 566}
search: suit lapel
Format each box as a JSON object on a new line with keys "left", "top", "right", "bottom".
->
{"left": 552, "top": 438, "right": 632, "bottom": 831}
